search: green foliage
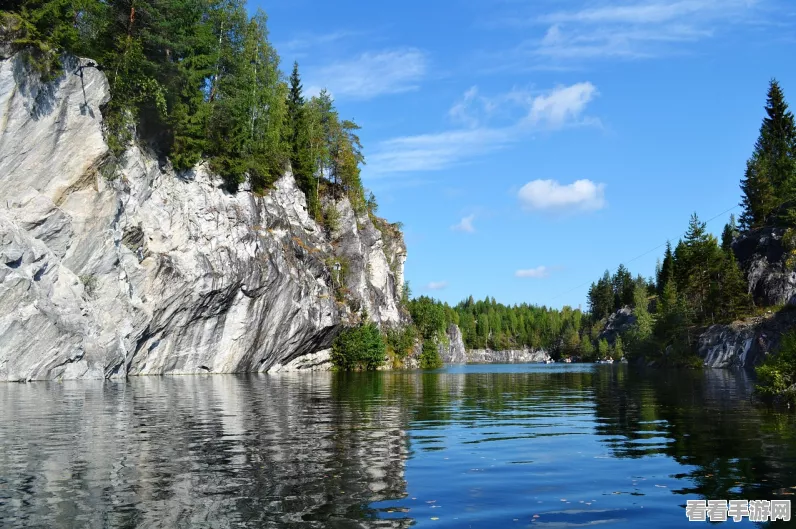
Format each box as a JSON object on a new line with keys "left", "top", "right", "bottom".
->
{"left": 419, "top": 339, "right": 443, "bottom": 369}
{"left": 626, "top": 283, "right": 654, "bottom": 358}
{"left": 597, "top": 339, "right": 610, "bottom": 359}
{"left": 739, "top": 80, "right": 796, "bottom": 229}
{"left": 325, "top": 256, "right": 349, "bottom": 302}
{"left": 755, "top": 330, "right": 796, "bottom": 405}
{"left": 385, "top": 325, "right": 416, "bottom": 361}
{"left": 612, "top": 335, "right": 624, "bottom": 360}
{"left": 400, "top": 281, "right": 412, "bottom": 309}
{"left": 79, "top": 274, "right": 98, "bottom": 298}
{"left": 1, "top": 0, "right": 374, "bottom": 214}
{"left": 331, "top": 323, "right": 385, "bottom": 371}
{"left": 404, "top": 294, "right": 586, "bottom": 358}
{"left": 408, "top": 296, "right": 447, "bottom": 340}
{"left": 322, "top": 203, "right": 341, "bottom": 237}
{"left": 580, "top": 337, "right": 596, "bottom": 362}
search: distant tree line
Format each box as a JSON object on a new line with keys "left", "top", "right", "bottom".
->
{"left": 407, "top": 295, "right": 589, "bottom": 359}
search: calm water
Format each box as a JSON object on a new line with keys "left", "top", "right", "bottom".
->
{"left": 2, "top": 364, "right": 796, "bottom": 528}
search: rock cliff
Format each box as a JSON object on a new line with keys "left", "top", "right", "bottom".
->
{"left": 734, "top": 228, "right": 796, "bottom": 307}
{"left": 697, "top": 310, "right": 796, "bottom": 368}
{"left": 0, "top": 55, "right": 405, "bottom": 381}
{"left": 437, "top": 324, "right": 551, "bottom": 364}
{"left": 695, "top": 229, "right": 796, "bottom": 368}
{"left": 437, "top": 324, "right": 467, "bottom": 363}
{"left": 466, "top": 348, "right": 551, "bottom": 364}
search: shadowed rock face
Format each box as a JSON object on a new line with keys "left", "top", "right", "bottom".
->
{"left": 598, "top": 306, "right": 636, "bottom": 345}
{"left": 697, "top": 310, "right": 796, "bottom": 368}
{"left": 734, "top": 227, "right": 796, "bottom": 307}
{"left": 0, "top": 55, "right": 405, "bottom": 381}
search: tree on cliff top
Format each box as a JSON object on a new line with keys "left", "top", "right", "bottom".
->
{"left": 740, "top": 80, "right": 796, "bottom": 229}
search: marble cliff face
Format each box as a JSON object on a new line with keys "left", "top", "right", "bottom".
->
{"left": 0, "top": 55, "right": 405, "bottom": 381}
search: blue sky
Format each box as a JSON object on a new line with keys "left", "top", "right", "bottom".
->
{"left": 259, "top": 0, "right": 796, "bottom": 310}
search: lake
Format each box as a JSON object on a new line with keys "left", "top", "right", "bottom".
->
{"left": 1, "top": 364, "right": 795, "bottom": 528}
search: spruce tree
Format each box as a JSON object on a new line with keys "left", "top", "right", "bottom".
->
{"left": 612, "top": 335, "right": 624, "bottom": 360}
{"left": 721, "top": 214, "right": 739, "bottom": 253}
{"left": 740, "top": 80, "right": 796, "bottom": 229}
{"left": 286, "top": 62, "right": 317, "bottom": 215}
{"left": 719, "top": 252, "right": 752, "bottom": 321}
{"left": 657, "top": 241, "right": 675, "bottom": 295}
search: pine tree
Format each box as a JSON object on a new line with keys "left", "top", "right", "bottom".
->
{"left": 580, "top": 336, "right": 595, "bottom": 362}
{"left": 612, "top": 335, "right": 624, "bottom": 360}
{"left": 719, "top": 251, "right": 752, "bottom": 321}
{"left": 721, "top": 214, "right": 739, "bottom": 253}
{"left": 628, "top": 282, "right": 653, "bottom": 357}
{"left": 740, "top": 80, "right": 796, "bottom": 229}
{"left": 597, "top": 338, "right": 610, "bottom": 360}
{"left": 285, "top": 62, "right": 317, "bottom": 215}
{"left": 657, "top": 241, "right": 675, "bottom": 295}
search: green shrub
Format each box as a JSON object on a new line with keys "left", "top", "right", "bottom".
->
{"left": 331, "top": 323, "right": 386, "bottom": 371}
{"left": 756, "top": 330, "right": 796, "bottom": 405}
{"left": 386, "top": 325, "right": 416, "bottom": 360}
{"left": 419, "top": 339, "right": 443, "bottom": 369}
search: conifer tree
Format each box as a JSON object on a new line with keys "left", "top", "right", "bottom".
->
{"left": 597, "top": 339, "right": 610, "bottom": 359}
{"left": 612, "top": 335, "right": 624, "bottom": 360}
{"left": 580, "top": 336, "right": 595, "bottom": 361}
{"left": 740, "top": 80, "right": 796, "bottom": 229}
{"left": 285, "top": 62, "right": 317, "bottom": 215}
{"left": 721, "top": 214, "right": 739, "bottom": 253}
{"left": 657, "top": 241, "right": 675, "bottom": 295}
{"left": 719, "top": 251, "right": 752, "bottom": 321}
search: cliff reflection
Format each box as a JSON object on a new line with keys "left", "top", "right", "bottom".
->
{"left": 3, "top": 366, "right": 796, "bottom": 529}
{"left": 590, "top": 367, "right": 796, "bottom": 503}
{"left": 0, "top": 374, "right": 414, "bottom": 529}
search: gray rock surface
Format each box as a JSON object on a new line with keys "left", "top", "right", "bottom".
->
{"left": 438, "top": 324, "right": 467, "bottom": 363}
{"left": 466, "top": 348, "right": 551, "bottom": 364}
{"left": 734, "top": 227, "right": 796, "bottom": 307}
{"left": 697, "top": 310, "right": 796, "bottom": 368}
{"left": 0, "top": 55, "right": 405, "bottom": 380}
{"left": 598, "top": 306, "right": 637, "bottom": 344}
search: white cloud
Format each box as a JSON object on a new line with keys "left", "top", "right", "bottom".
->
{"left": 279, "top": 30, "right": 362, "bottom": 54}
{"left": 527, "top": 82, "right": 598, "bottom": 128}
{"left": 367, "top": 127, "right": 514, "bottom": 175}
{"left": 515, "top": 266, "right": 551, "bottom": 278}
{"left": 448, "top": 86, "right": 481, "bottom": 127}
{"left": 518, "top": 179, "right": 607, "bottom": 212}
{"left": 451, "top": 214, "right": 476, "bottom": 233}
{"left": 426, "top": 281, "right": 449, "bottom": 290}
{"left": 538, "top": 0, "right": 745, "bottom": 26}
{"left": 310, "top": 48, "right": 427, "bottom": 99}
{"left": 366, "top": 83, "right": 599, "bottom": 176}
{"left": 489, "top": 0, "right": 765, "bottom": 66}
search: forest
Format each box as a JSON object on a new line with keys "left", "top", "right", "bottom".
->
{"left": 1, "top": 0, "right": 372, "bottom": 220}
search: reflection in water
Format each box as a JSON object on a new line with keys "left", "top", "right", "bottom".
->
{"left": 1, "top": 365, "right": 795, "bottom": 528}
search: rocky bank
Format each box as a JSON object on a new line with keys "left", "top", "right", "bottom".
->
{"left": 436, "top": 323, "right": 551, "bottom": 364}
{"left": 0, "top": 55, "right": 405, "bottom": 381}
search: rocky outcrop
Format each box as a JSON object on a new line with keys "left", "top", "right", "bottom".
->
{"left": 598, "top": 306, "right": 637, "bottom": 344}
{"left": 0, "top": 54, "right": 405, "bottom": 381}
{"left": 734, "top": 227, "right": 796, "bottom": 307}
{"left": 436, "top": 324, "right": 550, "bottom": 364}
{"left": 437, "top": 323, "right": 466, "bottom": 363}
{"left": 466, "top": 348, "right": 551, "bottom": 364}
{"left": 697, "top": 310, "right": 796, "bottom": 368}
